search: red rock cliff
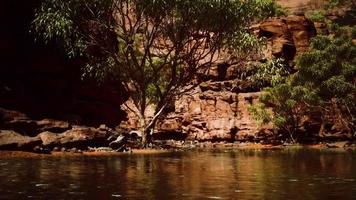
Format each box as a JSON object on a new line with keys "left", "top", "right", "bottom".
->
{"left": 124, "top": 15, "right": 316, "bottom": 141}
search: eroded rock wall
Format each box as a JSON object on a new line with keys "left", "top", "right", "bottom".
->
{"left": 157, "top": 89, "right": 262, "bottom": 141}
{"left": 125, "top": 15, "right": 317, "bottom": 141}
{"left": 257, "top": 16, "right": 316, "bottom": 61}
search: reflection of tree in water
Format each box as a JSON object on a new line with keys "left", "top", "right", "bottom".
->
{"left": 1, "top": 150, "right": 355, "bottom": 199}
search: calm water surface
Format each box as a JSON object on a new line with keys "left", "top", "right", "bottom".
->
{"left": 0, "top": 149, "right": 355, "bottom": 200}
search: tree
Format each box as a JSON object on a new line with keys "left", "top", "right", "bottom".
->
{"left": 294, "top": 31, "right": 355, "bottom": 135}
{"left": 33, "top": 0, "right": 279, "bottom": 146}
{"left": 249, "top": 29, "right": 355, "bottom": 142}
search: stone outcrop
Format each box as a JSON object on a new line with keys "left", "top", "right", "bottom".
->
{"left": 0, "top": 130, "right": 41, "bottom": 151}
{"left": 38, "top": 127, "right": 110, "bottom": 149}
{"left": 0, "top": 126, "right": 114, "bottom": 151}
{"left": 0, "top": 127, "right": 111, "bottom": 151}
{"left": 257, "top": 16, "right": 316, "bottom": 61}
{"left": 285, "top": 16, "right": 317, "bottom": 53}
{"left": 0, "top": 108, "right": 118, "bottom": 151}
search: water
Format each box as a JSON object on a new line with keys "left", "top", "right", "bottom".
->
{"left": 0, "top": 149, "right": 355, "bottom": 200}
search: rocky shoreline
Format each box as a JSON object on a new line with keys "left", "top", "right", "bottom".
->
{"left": 1, "top": 137, "right": 355, "bottom": 157}
{"left": 1, "top": 107, "right": 354, "bottom": 155}
{"left": 1, "top": 142, "right": 355, "bottom": 159}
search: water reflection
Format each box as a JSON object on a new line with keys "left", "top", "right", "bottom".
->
{"left": 0, "top": 149, "right": 355, "bottom": 199}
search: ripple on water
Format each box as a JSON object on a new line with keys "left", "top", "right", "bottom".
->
{"left": 27, "top": 195, "right": 40, "bottom": 198}
{"left": 69, "top": 183, "right": 79, "bottom": 189}
{"left": 35, "top": 183, "right": 50, "bottom": 188}
{"left": 207, "top": 196, "right": 223, "bottom": 199}
{"left": 288, "top": 179, "right": 298, "bottom": 182}
{"left": 69, "top": 191, "right": 85, "bottom": 195}
{"left": 0, "top": 150, "right": 355, "bottom": 200}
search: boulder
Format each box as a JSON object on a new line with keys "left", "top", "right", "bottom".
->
{"left": 38, "top": 127, "right": 111, "bottom": 149}
{"left": 38, "top": 131, "right": 60, "bottom": 146}
{"left": 0, "top": 130, "right": 41, "bottom": 151}
{"left": 0, "top": 107, "right": 71, "bottom": 136}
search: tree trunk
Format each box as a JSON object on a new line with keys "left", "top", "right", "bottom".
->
{"left": 138, "top": 104, "right": 166, "bottom": 148}
{"left": 318, "top": 121, "right": 325, "bottom": 138}
{"left": 286, "top": 125, "right": 296, "bottom": 143}
{"left": 141, "top": 127, "right": 149, "bottom": 147}
{"left": 289, "top": 131, "right": 296, "bottom": 143}
{"left": 141, "top": 122, "right": 156, "bottom": 147}
{"left": 139, "top": 117, "right": 149, "bottom": 147}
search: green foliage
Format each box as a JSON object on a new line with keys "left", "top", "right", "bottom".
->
{"left": 32, "top": 0, "right": 112, "bottom": 58}
{"left": 251, "top": 83, "right": 320, "bottom": 142}
{"left": 325, "top": 0, "right": 355, "bottom": 9}
{"left": 247, "top": 58, "right": 291, "bottom": 87}
{"left": 248, "top": 103, "right": 271, "bottom": 125}
{"left": 243, "top": 0, "right": 289, "bottom": 18}
{"left": 324, "top": 0, "right": 356, "bottom": 27}
{"left": 295, "top": 35, "right": 355, "bottom": 98}
{"left": 263, "top": 0, "right": 289, "bottom": 17}
{"left": 309, "top": 10, "right": 326, "bottom": 22}
{"left": 250, "top": 31, "right": 356, "bottom": 142}
{"left": 352, "top": 26, "right": 356, "bottom": 38}
{"left": 32, "top": 0, "right": 286, "bottom": 58}
{"left": 32, "top": 0, "right": 276, "bottom": 76}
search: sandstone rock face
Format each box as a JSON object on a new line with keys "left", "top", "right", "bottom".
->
{"left": 122, "top": 80, "right": 264, "bottom": 141}
{"left": 154, "top": 85, "right": 263, "bottom": 141}
{"left": 285, "top": 16, "right": 317, "bottom": 53}
{"left": 258, "top": 16, "right": 316, "bottom": 61}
